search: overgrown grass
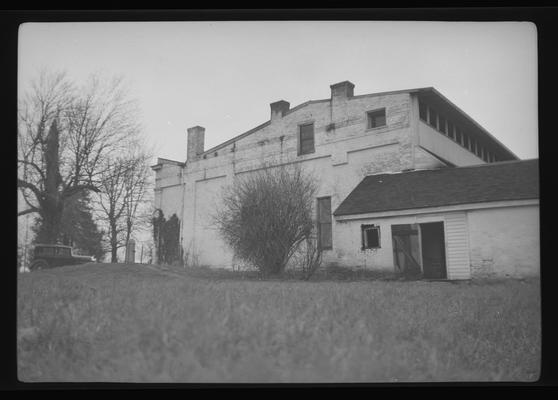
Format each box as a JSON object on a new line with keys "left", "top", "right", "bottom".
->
{"left": 17, "top": 263, "right": 541, "bottom": 383}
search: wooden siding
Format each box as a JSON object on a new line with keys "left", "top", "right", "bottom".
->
{"left": 444, "top": 212, "right": 471, "bottom": 279}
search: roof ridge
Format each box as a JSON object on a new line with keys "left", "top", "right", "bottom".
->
{"left": 364, "top": 159, "right": 538, "bottom": 180}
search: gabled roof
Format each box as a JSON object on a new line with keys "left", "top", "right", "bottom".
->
{"left": 333, "top": 159, "right": 539, "bottom": 217}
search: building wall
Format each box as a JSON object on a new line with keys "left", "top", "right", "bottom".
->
{"left": 467, "top": 205, "right": 540, "bottom": 278}
{"left": 159, "top": 91, "right": 420, "bottom": 268}
{"left": 418, "top": 121, "right": 485, "bottom": 167}
{"left": 333, "top": 212, "right": 449, "bottom": 270}
{"left": 333, "top": 204, "right": 539, "bottom": 279}
{"left": 154, "top": 86, "right": 502, "bottom": 270}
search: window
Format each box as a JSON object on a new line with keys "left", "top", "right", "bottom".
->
{"left": 419, "top": 101, "right": 427, "bottom": 121}
{"left": 439, "top": 115, "right": 447, "bottom": 134}
{"left": 298, "top": 123, "right": 315, "bottom": 155}
{"left": 447, "top": 121, "right": 455, "bottom": 140}
{"left": 463, "top": 133, "right": 470, "bottom": 150}
{"left": 455, "top": 126, "right": 463, "bottom": 145}
{"left": 56, "top": 247, "right": 71, "bottom": 257}
{"left": 36, "top": 246, "right": 55, "bottom": 256}
{"left": 367, "top": 109, "right": 386, "bottom": 129}
{"left": 361, "top": 225, "right": 380, "bottom": 249}
{"left": 428, "top": 108, "right": 438, "bottom": 129}
{"left": 317, "top": 197, "right": 332, "bottom": 250}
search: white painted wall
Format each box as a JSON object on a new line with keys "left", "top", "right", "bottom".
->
{"left": 418, "top": 121, "right": 485, "bottom": 166}
{"left": 333, "top": 204, "right": 539, "bottom": 279}
{"left": 467, "top": 205, "right": 540, "bottom": 278}
{"left": 154, "top": 87, "right": 502, "bottom": 270}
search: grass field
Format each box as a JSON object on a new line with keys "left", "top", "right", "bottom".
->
{"left": 17, "top": 263, "right": 541, "bottom": 383}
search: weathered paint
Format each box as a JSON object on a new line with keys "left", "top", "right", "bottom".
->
{"left": 332, "top": 203, "right": 539, "bottom": 278}
{"left": 467, "top": 204, "right": 539, "bottom": 278}
{"left": 153, "top": 82, "right": 520, "bottom": 273}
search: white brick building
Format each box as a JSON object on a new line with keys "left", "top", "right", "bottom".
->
{"left": 152, "top": 80, "right": 538, "bottom": 279}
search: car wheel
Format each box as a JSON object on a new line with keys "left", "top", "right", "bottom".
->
{"left": 30, "top": 260, "right": 49, "bottom": 271}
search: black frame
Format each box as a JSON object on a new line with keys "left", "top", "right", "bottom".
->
{"left": 361, "top": 224, "right": 381, "bottom": 250}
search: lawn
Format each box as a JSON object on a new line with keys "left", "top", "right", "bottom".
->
{"left": 17, "top": 263, "right": 541, "bottom": 383}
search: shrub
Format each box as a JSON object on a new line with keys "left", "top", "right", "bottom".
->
{"left": 214, "top": 163, "right": 318, "bottom": 276}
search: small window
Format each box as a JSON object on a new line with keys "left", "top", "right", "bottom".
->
{"left": 455, "top": 126, "right": 463, "bottom": 144}
{"left": 367, "top": 109, "right": 386, "bottom": 129}
{"left": 298, "top": 123, "right": 315, "bottom": 155}
{"left": 447, "top": 121, "right": 454, "bottom": 139}
{"left": 317, "top": 197, "right": 332, "bottom": 250}
{"left": 419, "top": 101, "right": 427, "bottom": 121}
{"left": 361, "top": 224, "right": 380, "bottom": 250}
{"left": 428, "top": 108, "right": 438, "bottom": 129}
{"left": 36, "top": 246, "right": 54, "bottom": 256}
{"left": 56, "top": 247, "right": 71, "bottom": 257}
{"left": 439, "top": 115, "right": 447, "bottom": 134}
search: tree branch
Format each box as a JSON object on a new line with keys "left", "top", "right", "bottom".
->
{"left": 63, "top": 184, "right": 100, "bottom": 199}
{"left": 18, "top": 207, "right": 39, "bottom": 217}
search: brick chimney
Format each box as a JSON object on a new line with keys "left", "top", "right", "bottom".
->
{"left": 187, "top": 126, "right": 205, "bottom": 161}
{"left": 330, "top": 80, "right": 355, "bottom": 100}
{"left": 270, "top": 100, "right": 290, "bottom": 121}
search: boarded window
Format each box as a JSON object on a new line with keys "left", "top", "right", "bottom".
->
{"left": 299, "top": 123, "right": 315, "bottom": 155}
{"left": 419, "top": 101, "right": 427, "bottom": 121}
{"left": 367, "top": 109, "right": 386, "bottom": 129}
{"left": 317, "top": 197, "right": 332, "bottom": 250}
{"left": 428, "top": 108, "right": 438, "bottom": 129}
{"left": 361, "top": 225, "right": 380, "bottom": 249}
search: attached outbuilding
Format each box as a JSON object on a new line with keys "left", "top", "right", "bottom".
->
{"left": 333, "top": 159, "right": 539, "bottom": 279}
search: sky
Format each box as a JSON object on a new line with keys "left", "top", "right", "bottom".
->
{"left": 18, "top": 21, "right": 538, "bottom": 163}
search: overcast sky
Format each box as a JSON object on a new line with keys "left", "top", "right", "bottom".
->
{"left": 19, "top": 21, "right": 538, "bottom": 162}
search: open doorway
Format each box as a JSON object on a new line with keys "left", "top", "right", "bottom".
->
{"left": 391, "top": 221, "right": 447, "bottom": 279}
{"left": 419, "top": 222, "right": 447, "bottom": 279}
{"left": 391, "top": 224, "right": 422, "bottom": 276}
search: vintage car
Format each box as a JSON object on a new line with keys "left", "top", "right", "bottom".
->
{"left": 29, "top": 244, "right": 95, "bottom": 271}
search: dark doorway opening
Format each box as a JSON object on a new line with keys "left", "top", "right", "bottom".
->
{"left": 420, "top": 222, "right": 447, "bottom": 279}
{"left": 391, "top": 224, "right": 422, "bottom": 277}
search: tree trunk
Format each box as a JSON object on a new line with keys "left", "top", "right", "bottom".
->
{"left": 110, "top": 222, "right": 118, "bottom": 263}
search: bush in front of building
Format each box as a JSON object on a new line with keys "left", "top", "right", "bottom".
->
{"left": 214, "top": 163, "right": 318, "bottom": 276}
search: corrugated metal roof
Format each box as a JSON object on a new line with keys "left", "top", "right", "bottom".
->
{"left": 333, "top": 159, "right": 539, "bottom": 216}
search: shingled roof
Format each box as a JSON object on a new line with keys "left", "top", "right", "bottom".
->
{"left": 333, "top": 159, "right": 539, "bottom": 217}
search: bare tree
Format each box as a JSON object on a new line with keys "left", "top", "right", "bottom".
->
{"left": 17, "top": 70, "right": 139, "bottom": 244}
{"left": 214, "top": 163, "right": 318, "bottom": 276}
{"left": 95, "top": 144, "right": 153, "bottom": 263}
{"left": 123, "top": 148, "right": 153, "bottom": 249}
